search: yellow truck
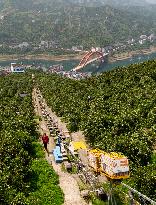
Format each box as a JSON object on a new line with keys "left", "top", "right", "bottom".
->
{"left": 88, "top": 149, "right": 130, "bottom": 180}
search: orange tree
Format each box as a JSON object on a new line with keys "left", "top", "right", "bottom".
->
{"left": 36, "top": 60, "right": 156, "bottom": 200}
{"left": 0, "top": 74, "right": 64, "bottom": 205}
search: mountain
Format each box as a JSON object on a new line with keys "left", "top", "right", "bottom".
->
{"left": 98, "top": 0, "right": 148, "bottom": 6}
{"left": 0, "top": 0, "right": 152, "bottom": 11}
{"left": 72, "top": 0, "right": 150, "bottom": 7}
{"left": 0, "top": 0, "right": 156, "bottom": 50}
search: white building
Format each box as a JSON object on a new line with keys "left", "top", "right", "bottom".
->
{"left": 18, "top": 42, "right": 29, "bottom": 49}
{"left": 139, "top": 39, "right": 146, "bottom": 45}
{"left": 91, "top": 47, "right": 96, "bottom": 52}
{"left": 95, "top": 47, "right": 101, "bottom": 52}
{"left": 11, "top": 63, "right": 25, "bottom": 73}
{"left": 148, "top": 34, "right": 156, "bottom": 42}
{"left": 140, "top": 35, "right": 147, "bottom": 40}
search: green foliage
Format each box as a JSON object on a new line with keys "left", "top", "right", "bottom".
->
{"left": 0, "top": 74, "right": 64, "bottom": 205}
{"left": 36, "top": 60, "right": 156, "bottom": 200}
{"left": 0, "top": 1, "right": 156, "bottom": 49}
{"left": 31, "top": 142, "right": 45, "bottom": 159}
{"left": 0, "top": 74, "right": 35, "bottom": 204}
{"left": 128, "top": 164, "right": 156, "bottom": 200}
{"left": 27, "top": 159, "right": 64, "bottom": 205}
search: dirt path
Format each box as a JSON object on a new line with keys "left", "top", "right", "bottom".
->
{"left": 41, "top": 98, "right": 89, "bottom": 166}
{"left": 33, "top": 87, "right": 88, "bottom": 205}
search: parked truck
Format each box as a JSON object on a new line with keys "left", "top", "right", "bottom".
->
{"left": 88, "top": 149, "right": 130, "bottom": 180}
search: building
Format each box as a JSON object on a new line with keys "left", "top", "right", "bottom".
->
{"left": 72, "top": 45, "right": 83, "bottom": 51}
{"left": 127, "top": 38, "right": 135, "bottom": 44}
{"left": 140, "top": 35, "right": 147, "bottom": 40}
{"left": 18, "top": 42, "right": 29, "bottom": 49}
{"left": 39, "top": 41, "right": 48, "bottom": 49}
{"left": 139, "top": 39, "right": 146, "bottom": 45}
{"left": 11, "top": 63, "right": 25, "bottom": 73}
{"left": 104, "top": 46, "right": 113, "bottom": 53}
{"left": 148, "top": 34, "right": 156, "bottom": 42}
{"left": 95, "top": 47, "right": 102, "bottom": 52}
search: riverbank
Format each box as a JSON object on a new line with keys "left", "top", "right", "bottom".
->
{"left": 0, "top": 53, "right": 84, "bottom": 62}
{"left": 109, "top": 46, "right": 156, "bottom": 63}
{"left": 0, "top": 46, "right": 156, "bottom": 64}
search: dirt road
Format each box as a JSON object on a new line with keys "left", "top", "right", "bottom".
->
{"left": 33, "top": 87, "right": 88, "bottom": 205}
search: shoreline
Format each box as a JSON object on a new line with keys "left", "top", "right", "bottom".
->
{"left": 0, "top": 53, "right": 84, "bottom": 62}
{"left": 109, "top": 46, "right": 156, "bottom": 63}
{"left": 0, "top": 46, "right": 156, "bottom": 63}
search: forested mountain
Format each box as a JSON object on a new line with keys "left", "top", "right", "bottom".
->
{"left": 87, "top": 0, "right": 148, "bottom": 7}
{"left": 0, "top": 0, "right": 151, "bottom": 9}
{"left": 0, "top": 0, "right": 156, "bottom": 48}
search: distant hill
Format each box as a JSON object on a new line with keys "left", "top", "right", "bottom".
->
{"left": 96, "top": 0, "right": 148, "bottom": 6}
{"left": 0, "top": 0, "right": 156, "bottom": 49}
{"left": 0, "top": 0, "right": 153, "bottom": 11}
{"left": 71, "top": 0, "right": 150, "bottom": 7}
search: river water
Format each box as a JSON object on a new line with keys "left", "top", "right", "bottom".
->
{"left": 1, "top": 52, "right": 156, "bottom": 74}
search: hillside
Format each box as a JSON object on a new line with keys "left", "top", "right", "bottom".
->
{"left": 0, "top": 0, "right": 156, "bottom": 49}
{"left": 8, "top": 0, "right": 151, "bottom": 7}
{"left": 0, "top": 74, "right": 64, "bottom": 204}
{"left": 36, "top": 60, "right": 156, "bottom": 200}
{"left": 95, "top": 0, "right": 148, "bottom": 7}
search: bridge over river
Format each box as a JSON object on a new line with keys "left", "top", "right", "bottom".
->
{"left": 72, "top": 50, "right": 109, "bottom": 72}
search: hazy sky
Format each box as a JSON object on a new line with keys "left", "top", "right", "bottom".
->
{"left": 146, "top": 0, "right": 156, "bottom": 3}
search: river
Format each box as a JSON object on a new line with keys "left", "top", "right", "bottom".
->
{"left": 0, "top": 51, "right": 156, "bottom": 74}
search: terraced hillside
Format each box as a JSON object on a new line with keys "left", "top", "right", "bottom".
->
{"left": 36, "top": 60, "right": 156, "bottom": 200}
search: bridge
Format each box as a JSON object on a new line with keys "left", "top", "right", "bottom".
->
{"left": 72, "top": 50, "right": 109, "bottom": 72}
